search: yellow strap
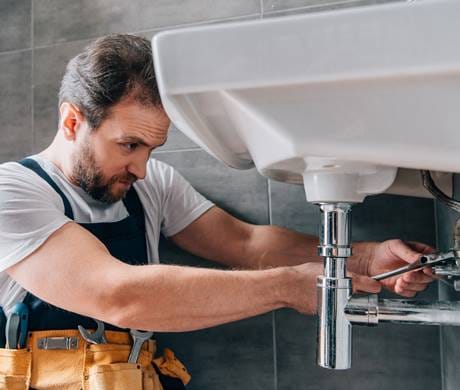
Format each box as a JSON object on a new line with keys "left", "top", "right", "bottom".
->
{"left": 152, "top": 348, "right": 191, "bottom": 385}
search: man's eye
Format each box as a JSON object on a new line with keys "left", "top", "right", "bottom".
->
{"left": 121, "top": 143, "right": 138, "bottom": 151}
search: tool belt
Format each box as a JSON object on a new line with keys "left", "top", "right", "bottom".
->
{"left": 0, "top": 329, "right": 191, "bottom": 390}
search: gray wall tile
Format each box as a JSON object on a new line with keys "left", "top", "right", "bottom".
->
{"left": 34, "top": 0, "right": 260, "bottom": 47}
{"left": 154, "top": 150, "right": 269, "bottom": 225}
{"left": 154, "top": 150, "right": 273, "bottom": 390}
{"left": 0, "top": 0, "right": 31, "bottom": 52}
{"left": 155, "top": 313, "right": 274, "bottom": 390}
{"left": 437, "top": 174, "right": 460, "bottom": 390}
{"left": 0, "top": 51, "right": 32, "bottom": 162}
{"left": 271, "top": 180, "right": 439, "bottom": 389}
{"left": 33, "top": 39, "right": 91, "bottom": 152}
{"left": 161, "top": 124, "right": 199, "bottom": 151}
{"left": 275, "top": 309, "right": 440, "bottom": 390}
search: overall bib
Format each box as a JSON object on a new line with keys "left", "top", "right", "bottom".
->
{"left": 0, "top": 158, "right": 189, "bottom": 389}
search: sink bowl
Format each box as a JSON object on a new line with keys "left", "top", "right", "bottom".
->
{"left": 153, "top": 0, "right": 460, "bottom": 202}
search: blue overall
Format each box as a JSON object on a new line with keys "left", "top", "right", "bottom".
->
{"left": 19, "top": 158, "right": 186, "bottom": 389}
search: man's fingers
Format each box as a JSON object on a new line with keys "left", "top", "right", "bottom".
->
{"left": 402, "top": 270, "right": 435, "bottom": 284}
{"left": 406, "top": 241, "right": 436, "bottom": 255}
{"left": 352, "top": 274, "right": 381, "bottom": 294}
{"left": 396, "top": 278, "right": 428, "bottom": 292}
{"left": 394, "top": 284, "right": 417, "bottom": 298}
{"left": 388, "top": 240, "right": 421, "bottom": 264}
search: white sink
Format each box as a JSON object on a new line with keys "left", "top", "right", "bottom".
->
{"left": 153, "top": 0, "right": 460, "bottom": 202}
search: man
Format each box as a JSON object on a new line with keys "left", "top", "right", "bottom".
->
{"left": 0, "top": 34, "right": 434, "bottom": 389}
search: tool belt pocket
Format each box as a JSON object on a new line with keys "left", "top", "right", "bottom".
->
{"left": 87, "top": 362, "right": 143, "bottom": 390}
{"left": 0, "top": 348, "right": 31, "bottom": 390}
{"left": 84, "top": 343, "right": 162, "bottom": 390}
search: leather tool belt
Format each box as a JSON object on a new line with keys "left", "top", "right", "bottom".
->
{"left": 0, "top": 329, "right": 191, "bottom": 389}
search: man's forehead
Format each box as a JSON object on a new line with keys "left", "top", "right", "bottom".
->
{"left": 108, "top": 102, "right": 170, "bottom": 144}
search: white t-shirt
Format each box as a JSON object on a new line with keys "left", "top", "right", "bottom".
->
{"left": 0, "top": 155, "right": 214, "bottom": 312}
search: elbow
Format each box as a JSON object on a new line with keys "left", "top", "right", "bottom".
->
{"left": 87, "top": 265, "right": 136, "bottom": 329}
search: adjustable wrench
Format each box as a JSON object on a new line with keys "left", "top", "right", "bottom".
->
{"left": 128, "top": 329, "right": 153, "bottom": 363}
{"left": 78, "top": 320, "right": 107, "bottom": 344}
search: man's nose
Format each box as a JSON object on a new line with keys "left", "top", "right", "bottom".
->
{"left": 127, "top": 159, "right": 147, "bottom": 180}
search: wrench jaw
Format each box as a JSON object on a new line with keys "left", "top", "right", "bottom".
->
{"left": 128, "top": 329, "right": 154, "bottom": 364}
{"left": 78, "top": 320, "right": 107, "bottom": 344}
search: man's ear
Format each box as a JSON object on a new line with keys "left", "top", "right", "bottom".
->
{"left": 59, "top": 102, "right": 85, "bottom": 141}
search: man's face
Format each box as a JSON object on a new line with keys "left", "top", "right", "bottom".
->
{"left": 70, "top": 99, "right": 170, "bottom": 203}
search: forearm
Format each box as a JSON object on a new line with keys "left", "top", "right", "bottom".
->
{"left": 244, "top": 225, "right": 320, "bottom": 269}
{"left": 244, "top": 225, "right": 376, "bottom": 276}
{"left": 112, "top": 263, "right": 309, "bottom": 332}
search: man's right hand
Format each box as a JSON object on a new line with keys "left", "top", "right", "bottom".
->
{"left": 285, "top": 262, "right": 382, "bottom": 315}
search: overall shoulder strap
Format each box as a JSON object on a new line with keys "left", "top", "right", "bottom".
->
{"left": 122, "top": 186, "right": 144, "bottom": 217}
{"left": 19, "top": 158, "right": 75, "bottom": 219}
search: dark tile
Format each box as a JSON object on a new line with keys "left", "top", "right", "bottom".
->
{"left": 270, "top": 181, "right": 436, "bottom": 245}
{"left": 437, "top": 174, "right": 460, "bottom": 390}
{"left": 269, "top": 180, "right": 319, "bottom": 235}
{"left": 271, "top": 182, "right": 439, "bottom": 388}
{"left": 154, "top": 150, "right": 274, "bottom": 390}
{"left": 275, "top": 309, "right": 440, "bottom": 390}
{"left": 161, "top": 123, "right": 199, "bottom": 152}
{"left": 33, "top": 39, "right": 92, "bottom": 152}
{"left": 155, "top": 312, "right": 274, "bottom": 390}
{"left": 0, "top": 0, "right": 31, "bottom": 52}
{"left": 352, "top": 194, "right": 436, "bottom": 245}
{"left": 0, "top": 51, "right": 32, "bottom": 162}
{"left": 154, "top": 150, "right": 269, "bottom": 225}
{"left": 34, "top": 0, "right": 260, "bottom": 47}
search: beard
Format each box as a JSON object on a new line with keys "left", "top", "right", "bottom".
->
{"left": 69, "top": 138, "right": 137, "bottom": 204}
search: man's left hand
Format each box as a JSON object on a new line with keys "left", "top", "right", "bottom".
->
{"left": 366, "top": 239, "right": 437, "bottom": 297}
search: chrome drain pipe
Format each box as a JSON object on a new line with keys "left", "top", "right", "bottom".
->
{"left": 316, "top": 203, "right": 353, "bottom": 370}
{"left": 346, "top": 295, "right": 460, "bottom": 326}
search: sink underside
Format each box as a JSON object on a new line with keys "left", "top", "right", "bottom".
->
{"left": 153, "top": 0, "right": 460, "bottom": 202}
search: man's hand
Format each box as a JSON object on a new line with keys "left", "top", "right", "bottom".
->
{"left": 288, "top": 263, "right": 381, "bottom": 315}
{"left": 366, "top": 239, "right": 437, "bottom": 297}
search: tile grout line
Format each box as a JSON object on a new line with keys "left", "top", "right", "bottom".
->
{"left": 268, "top": 179, "right": 278, "bottom": 390}
{"left": 0, "top": 48, "right": 31, "bottom": 57}
{"left": 128, "top": 12, "right": 261, "bottom": 36}
{"left": 264, "top": 0, "right": 397, "bottom": 16}
{"left": 31, "top": 0, "right": 35, "bottom": 154}
{"left": 153, "top": 147, "right": 202, "bottom": 155}
{"left": 433, "top": 199, "right": 445, "bottom": 390}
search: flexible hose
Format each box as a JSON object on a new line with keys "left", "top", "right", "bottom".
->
{"left": 421, "top": 170, "right": 460, "bottom": 213}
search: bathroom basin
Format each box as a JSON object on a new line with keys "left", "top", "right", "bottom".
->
{"left": 153, "top": 0, "right": 460, "bottom": 202}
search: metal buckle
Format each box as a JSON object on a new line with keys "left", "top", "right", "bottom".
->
{"left": 37, "top": 336, "right": 78, "bottom": 350}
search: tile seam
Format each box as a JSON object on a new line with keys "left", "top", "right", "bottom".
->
{"left": 268, "top": 179, "right": 278, "bottom": 390}
{"left": 263, "top": 0, "right": 395, "bottom": 15}
{"left": 433, "top": 200, "right": 445, "bottom": 390}
{"left": 153, "top": 147, "right": 202, "bottom": 155}
{"left": 0, "top": 48, "right": 31, "bottom": 57}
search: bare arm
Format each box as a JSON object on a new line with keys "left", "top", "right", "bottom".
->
{"left": 170, "top": 206, "right": 438, "bottom": 298}
{"left": 7, "top": 222, "right": 324, "bottom": 331}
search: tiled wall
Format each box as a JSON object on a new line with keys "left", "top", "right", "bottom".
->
{"left": 0, "top": 1, "right": 442, "bottom": 389}
{"left": 436, "top": 175, "right": 460, "bottom": 390}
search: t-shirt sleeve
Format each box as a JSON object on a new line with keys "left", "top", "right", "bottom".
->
{"left": 151, "top": 160, "right": 214, "bottom": 237}
{"left": 0, "top": 163, "right": 71, "bottom": 272}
